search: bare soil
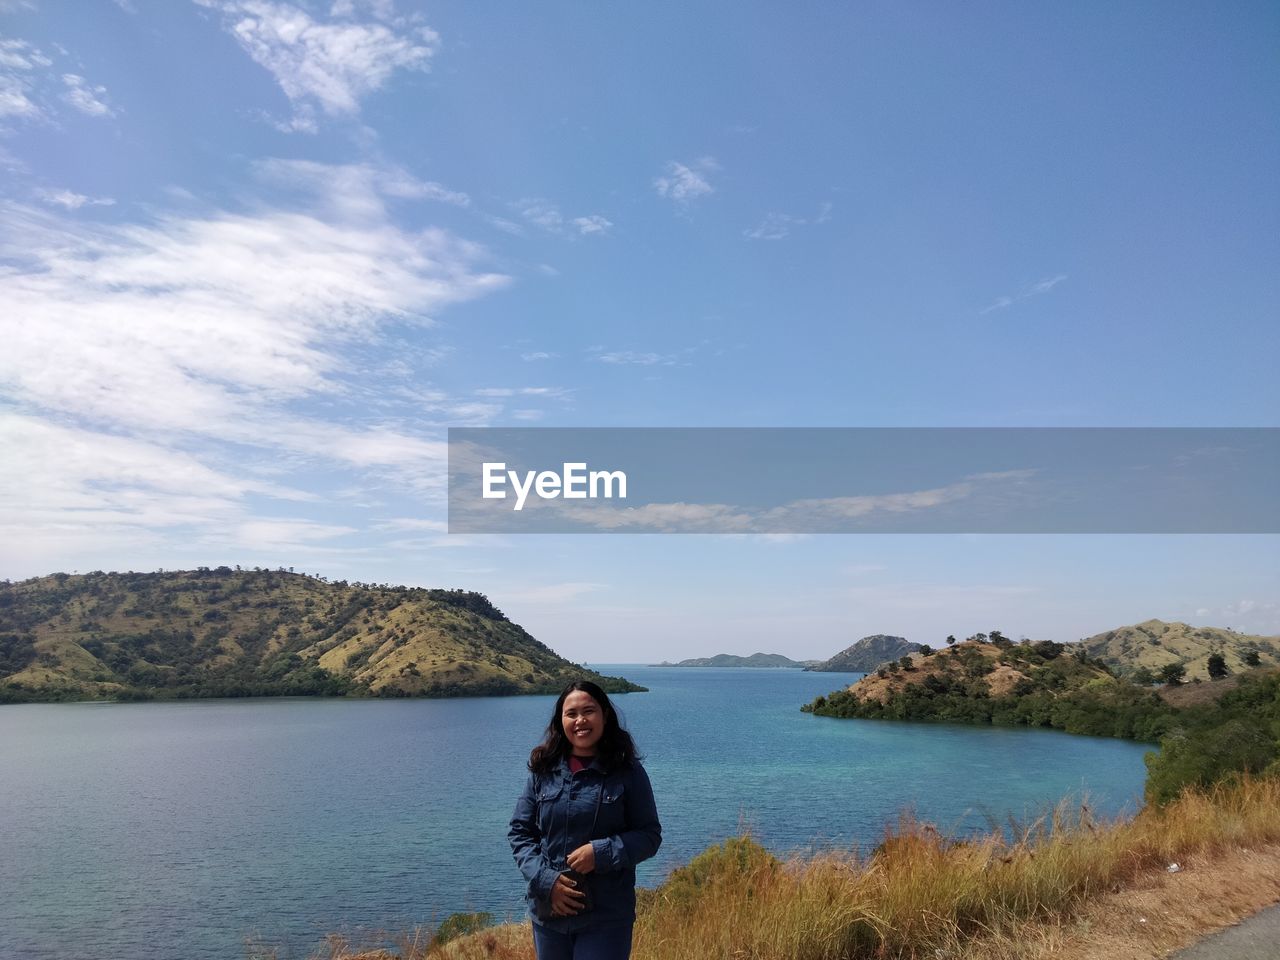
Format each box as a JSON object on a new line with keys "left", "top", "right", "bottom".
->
{"left": 959, "top": 843, "right": 1280, "bottom": 960}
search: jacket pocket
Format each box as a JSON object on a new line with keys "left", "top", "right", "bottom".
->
{"left": 535, "top": 782, "right": 563, "bottom": 835}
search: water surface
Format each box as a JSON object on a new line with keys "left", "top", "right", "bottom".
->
{"left": 0, "top": 665, "right": 1151, "bottom": 959}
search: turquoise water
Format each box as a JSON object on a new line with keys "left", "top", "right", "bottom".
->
{"left": 0, "top": 666, "right": 1152, "bottom": 959}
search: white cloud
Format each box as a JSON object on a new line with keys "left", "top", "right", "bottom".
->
{"left": 589, "top": 347, "right": 692, "bottom": 367}
{"left": 482, "top": 213, "right": 524, "bottom": 235}
{"left": 515, "top": 197, "right": 562, "bottom": 231}
{"left": 596, "top": 351, "right": 668, "bottom": 366}
{"left": 0, "top": 183, "right": 508, "bottom": 463}
{"left": 511, "top": 409, "right": 543, "bottom": 421}
{"left": 0, "top": 75, "right": 37, "bottom": 117}
{"left": 473, "top": 471, "right": 1037, "bottom": 534}
{"left": 744, "top": 212, "right": 803, "bottom": 241}
{"left": 572, "top": 214, "right": 612, "bottom": 235}
{"left": 474, "top": 386, "right": 569, "bottom": 399}
{"left": 254, "top": 158, "right": 468, "bottom": 221}
{"left": 0, "top": 37, "right": 50, "bottom": 119}
{"left": 509, "top": 202, "right": 612, "bottom": 238}
{"left": 61, "top": 73, "right": 116, "bottom": 117}
{"left": 0, "top": 411, "right": 314, "bottom": 569}
{"left": 0, "top": 37, "right": 51, "bottom": 71}
{"left": 744, "top": 202, "right": 832, "bottom": 240}
{"left": 654, "top": 157, "right": 717, "bottom": 203}
{"left": 199, "top": 0, "right": 438, "bottom": 129}
{"left": 980, "top": 275, "right": 1067, "bottom": 315}
{"left": 520, "top": 351, "right": 555, "bottom": 361}
{"left": 1, "top": 167, "right": 517, "bottom": 568}
{"left": 0, "top": 39, "right": 118, "bottom": 125}
{"left": 234, "top": 517, "right": 357, "bottom": 549}
{"left": 373, "top": 517, "right": 448, "bottom": 534}
{"left": 36, "top": 188, "right": 116, "bottom": 210}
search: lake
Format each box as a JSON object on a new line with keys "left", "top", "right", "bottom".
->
{"left": 0, "top": 665, "right": 1153, "bottom": 959}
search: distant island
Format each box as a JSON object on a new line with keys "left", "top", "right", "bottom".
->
{"left": 806, "top": 634, "right": 921, "bottom": 672}
{"left": 0, "top": 568, "right": 644, "bottom": 703}
{"left": 652, "top": 652, "right": 821, "bottom": 668}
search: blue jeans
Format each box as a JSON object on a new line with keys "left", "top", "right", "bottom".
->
{"left": 532, "top": 921, "right": 633, "bottom": 960}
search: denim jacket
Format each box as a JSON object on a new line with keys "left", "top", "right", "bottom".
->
{"left": 508, "top": 756, "right": 661, "bottom": 931}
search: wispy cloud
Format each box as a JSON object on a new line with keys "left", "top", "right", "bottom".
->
{"left": 61, "top": 73, "right": 116, "bottom": 117}
{"left": 0, "top": 164, "right": 509, "bottom": 481}
{"left": 654, "top": 157, "right": 717, "bottom": 204}
{"left": 0, "top": 411, "right": 313, "bottom": 569}
{"left": 744, "top": 202, "right": 833, "bottom": 240}
{"left": 197, "top": 0, "right": 438, "bottom": 131}
{"left": 572, "top": 214, "right": 612, "bottom": 235}
{"left": 588, "top": 346, "right": 695, "bottom": 367}
{"left": 980, "top": 275, "right": 1067, "bottom": 315}
{"left": 513, "top": 198, "right": 613, "bottom": 237}
{"left": 461, "top": 470, "right": 1037, "bottom": 534}
{"left": 744, "top": 212, "right": 804, "bottom": 241}
{"left": 0, "top": 38, "right": 50, "bottom": 120}
{"left": 36, "top": 188, "right": 116, "bottom": 209}
{"left": 254, "top": 158, "right": 468, "bottom": 221}
{"left": 474, "top": 386, "right": 570, "bottom": 399}
{"left": 520, "top": 351, "right": 556, "bottom": 362}
{"left": 0, "top": 38, "right": 118, "bottom": 126}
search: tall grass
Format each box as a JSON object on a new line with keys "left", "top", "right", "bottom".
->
{"left": 345, "top": 776, "right": 1280, "bottom": 960}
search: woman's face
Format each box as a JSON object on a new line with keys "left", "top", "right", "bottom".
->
{"left": 561, "top": 690, "right": 605, "bottom": 756}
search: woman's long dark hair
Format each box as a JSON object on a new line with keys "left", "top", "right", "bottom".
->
{"left": 529, "top": 680, "right": 640, "bottom": 775}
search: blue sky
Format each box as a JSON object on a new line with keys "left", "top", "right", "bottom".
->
{"left": 1, "top": 1, "right": 1277, "bottom": 660}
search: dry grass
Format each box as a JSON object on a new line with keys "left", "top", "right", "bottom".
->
{"left": 307, "top": 776, "right": 1280, "bottom": 960}
{"left": 956, "top": 842, "right": 1280, "bottom": 960}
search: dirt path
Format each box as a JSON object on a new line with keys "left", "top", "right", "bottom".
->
{"left": 961, "top": 844, "right": 1280, "bottom": 960}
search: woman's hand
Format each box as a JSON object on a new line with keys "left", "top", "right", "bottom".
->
{"left": 549, "top": 873, "right": 587, "bottom": 916}
{"left": 566, "top": 842, "right": 596, "bottom": 875}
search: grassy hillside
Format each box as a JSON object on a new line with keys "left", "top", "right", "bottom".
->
{"left": 804, "top": 638, "right": 1176, "bottom": 740}
{"left": 1082, "top": 619, "right": 1280, "bottom": 681}
{"left": 0, "top": 568, "right": 643, "bottom": 703}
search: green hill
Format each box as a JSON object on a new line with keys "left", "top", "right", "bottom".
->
{"left": 1081, "top": 619, "right": 1280, "bottom": 681}
{"left": 804, "top": 638, "right": 1175, "bottom": 740}
{"left": 807, "top": 634, "right": 921, "bottom": 672}
{"left": 0, "top": 568, "right": 643, "bottom": 703}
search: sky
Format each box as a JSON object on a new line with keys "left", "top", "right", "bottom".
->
{"left": 1, "top": 1, "right": 1277, "bottom": 662}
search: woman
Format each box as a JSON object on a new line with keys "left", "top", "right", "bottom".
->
{"left": 509, "top": 680, "right": 661, "bottom": 960}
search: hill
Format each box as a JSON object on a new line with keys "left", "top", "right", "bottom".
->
{"left": 0, "top": 568, "right": 643, "bottom": 703}
{"left": 806, "top": 634, "right": 921, "bottom": 672}
{"left": 804, "top": 637, "right": 1175, "bottom": 740}
{"left": 653, "top": 652, "right": 817, "bottom": 668}
{"left": 1081, "top": 619, "right": 1280, "bottom": 681}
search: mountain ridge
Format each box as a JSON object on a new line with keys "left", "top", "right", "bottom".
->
{"left": 0, "top": 568, "right": 642, "bottom": 703}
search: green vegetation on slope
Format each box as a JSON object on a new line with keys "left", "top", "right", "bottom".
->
{"left": 0, "top": 568, "right": 643, "bottom": 703}
{"left": 804, "top": 638, "right": 1174, "bottom": 740}
{"left": 1081, "top": 618, "right": 1280, "bottom": 682}
{"left": 807, "top": 633, "right": 921, "bottom": 672}
{"left": 804, "top": 634, "right": 1280, "bottom": 806}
